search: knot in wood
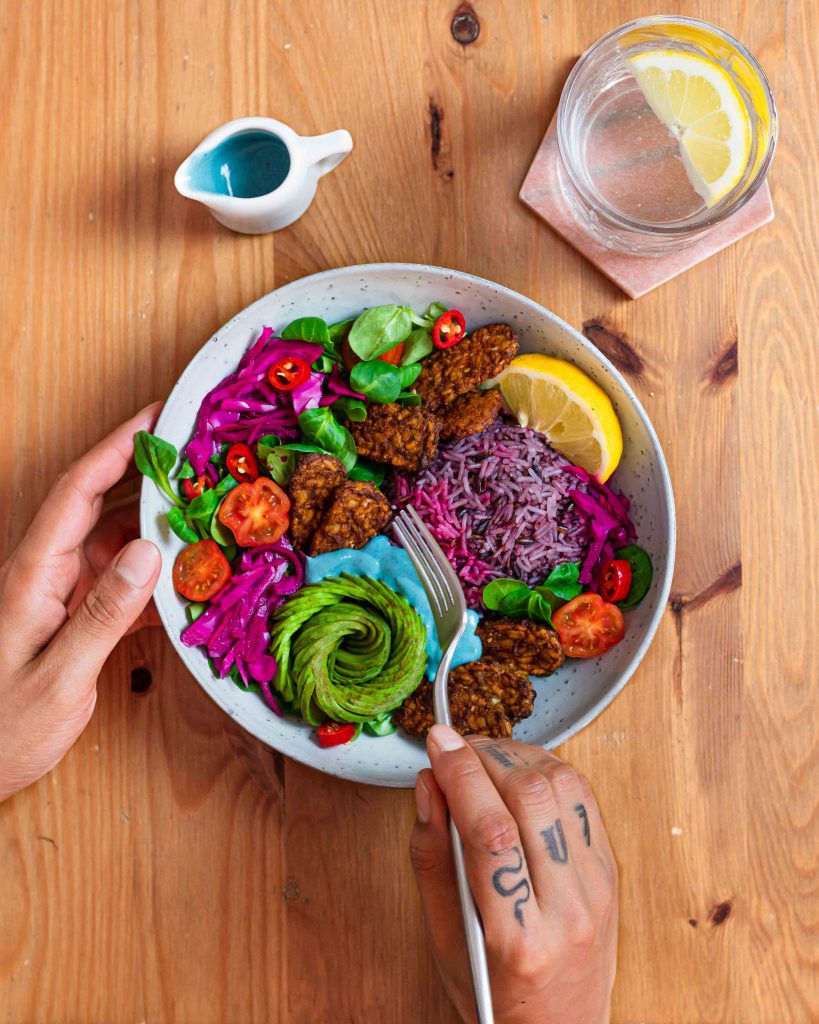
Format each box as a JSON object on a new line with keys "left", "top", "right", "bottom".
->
{"left": 451, "top": 5, "right": 480, "bottom": 45}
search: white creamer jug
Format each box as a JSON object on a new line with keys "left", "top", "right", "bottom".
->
{"left": 174, "top": 117, "right": 353, "bottom": 234}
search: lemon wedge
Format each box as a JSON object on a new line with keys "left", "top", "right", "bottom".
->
{"left": 490, "top": 354, "right": 623, "bottom": 482}
{"left": 627, "top": 49, "right": 751, "bottom": 207}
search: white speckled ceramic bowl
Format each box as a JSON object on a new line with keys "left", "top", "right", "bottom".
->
{"left": 140, "top": 263, "right": 675, "bottom": 788}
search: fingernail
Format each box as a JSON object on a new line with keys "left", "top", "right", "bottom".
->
{"left": 415, "top": 775, "right": 432, "bottom": 824}
{"left": 428, "top": 724, "right": 466, "bottom": 753}
{"left": 137, "top": 400, "right": 163, "bottom": 419}
{"left": 114, "top": 539, "right": 161, "bottom": 588}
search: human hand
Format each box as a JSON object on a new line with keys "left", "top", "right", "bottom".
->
{"left": 410, "top": 727, "right": 618, "bottom": 1024}
{"left": 0, "top": 406, "right": 163, "bottom": 802}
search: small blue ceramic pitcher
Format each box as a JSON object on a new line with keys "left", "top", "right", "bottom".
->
{"left": 175, "top": 117, "right": 353, "bottom": 234}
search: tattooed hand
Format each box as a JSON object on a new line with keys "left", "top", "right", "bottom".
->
{"left": 410, "top": 727, "right": 618, "bottom": 1024}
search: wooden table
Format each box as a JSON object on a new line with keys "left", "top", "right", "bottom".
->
{"left": 1, "top": 1, "right": 816, "bottom": 1021}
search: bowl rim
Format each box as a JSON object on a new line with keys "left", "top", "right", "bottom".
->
{"left": 140, "top": 261, "right": 676, "bottom": 783}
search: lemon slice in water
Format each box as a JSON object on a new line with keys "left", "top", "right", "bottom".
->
{"left": 490, "top": 354, "right": 623, "bottom": 482}
{"left": 627, "top": 49, "right": 752, "bottom": 207}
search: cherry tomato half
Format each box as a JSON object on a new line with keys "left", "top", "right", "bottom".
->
{"left": 268, "top": 356, "right": 311, "bottom": 391}
{"left": 317, "top": 721, "right": 357, "bottom": 748}
{"left": 341, "top": 332, "right": 403, "bottom": 373}
{"left": 432, "top": 310, "right": 466, "bottom": 349}
{"left": 172, "top": 539, "right": 231, "bottom": 602}
{"left": 218, "top": 477, "right": 291, "bottom": 547}
{"left": 376, "top": 343, "right": 404, "bottom": 365}
{"left": 226, "top": 442, "right": 259, "bottom": 483}
{"left": 553, "top": 593, "right": 625, "bottom": 659}
{"left": 182, "top": 475, "right": 209, "bottom": 501}
{"left": 599, "top": 559, "right": 632, "bottom": 603}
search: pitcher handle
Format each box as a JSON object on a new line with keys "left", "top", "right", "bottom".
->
{"left": 302, "top": 129, "right": 353, "bottom": 177}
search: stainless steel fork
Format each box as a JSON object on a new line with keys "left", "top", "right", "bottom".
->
{"left": 392, "top": 505, "right": 494, "bottom": 1024}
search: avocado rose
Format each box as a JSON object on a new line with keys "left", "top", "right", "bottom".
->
{"left": 268, "top": 574, "right": 427, "bottom": 725}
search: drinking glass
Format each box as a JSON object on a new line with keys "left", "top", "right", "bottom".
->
{"left": 556, "top": 16, "right": 778, "bottom": 255}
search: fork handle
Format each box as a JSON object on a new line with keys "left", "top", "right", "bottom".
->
{"left": 434, "top": 651, "right": 495, "bottom": 1024}
{"left": 449, "top": 816, "right": 495, "bottom": 1023}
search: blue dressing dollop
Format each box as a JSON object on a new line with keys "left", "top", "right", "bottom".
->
{"left": 305, "top": 536, "right": 482, "bottom": 680}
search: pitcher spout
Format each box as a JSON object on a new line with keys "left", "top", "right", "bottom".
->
{"left": 173, "top": 152, "right": 205, "bottom": 202}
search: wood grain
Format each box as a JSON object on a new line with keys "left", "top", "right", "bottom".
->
{"left": 0, "top": 0, "right": 816, "bottom": 1021}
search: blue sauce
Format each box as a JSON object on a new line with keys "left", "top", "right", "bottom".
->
{"left": 186, "top": 129, "right": 291, "bottom": 198}
{"left": 305, "top": 536, "right": 482, "bottom": 681}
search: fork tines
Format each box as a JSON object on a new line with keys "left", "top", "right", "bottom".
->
{"left": 392, "top": 509, "right": 452, "bottom": 616}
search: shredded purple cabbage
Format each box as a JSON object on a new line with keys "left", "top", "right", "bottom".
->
{"left": 292, "top": 372, "right": 325, "bottom": 415}
{"left": 180, "top": 327, "right": 361, "bottom": 700}
{"left": 568, "top": 468, "right": 635, "bottom": 586}
{"left": 322, "top": 363, "right": 365, "bottom": 402}
{"left": 186, "top": 329, "right": 324, "bottom": 475}
{"left": 180, "top": 539, "right": 304, "bottom": 712}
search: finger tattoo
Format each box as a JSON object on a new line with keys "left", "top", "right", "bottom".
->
{"left": 574, "top": 803, "right": 591, "bottom": 846}
{"left": 491, "top": 846, "right": 531, "bottom": 928}
{"left": 484, "top": 744, "right": 516, "bottom": 769}
{"left": 541, "top": 819, "right": 569, "bottom": 863}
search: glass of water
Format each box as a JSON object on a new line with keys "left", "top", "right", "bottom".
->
{"left": 556, "top": 16, "right": 778, "bottom": 255}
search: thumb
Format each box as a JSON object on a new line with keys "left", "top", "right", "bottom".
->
{"left": 43, "top": 539, "right": 161, "bottom": 683}
{"left": 409, "top": 770, "right": 473, "bottom": 1013}
{"left": 409, "top": 769, "right": 463, "bottom": 950}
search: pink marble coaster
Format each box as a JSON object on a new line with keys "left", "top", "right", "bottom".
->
{"left": 520, "top": 113, "right": 774, "bottom": 299}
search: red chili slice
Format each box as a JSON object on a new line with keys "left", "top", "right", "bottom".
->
{"left": 317, "top": 722, "right": 357, "bottom": 748}
{"left": 268, "top": 356, "right": 311, "bottom": 391}
{"left": 226, "top": 443, "right": 259, "bottom": 483}
{"left": 182, "top": 475, "right": 209, "bottom": 501}
{"left": 432, "top": 310, "right": 466, "bottom": 349}
{"left": 599, "top": 559, "right": 632, "bottom": 603}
